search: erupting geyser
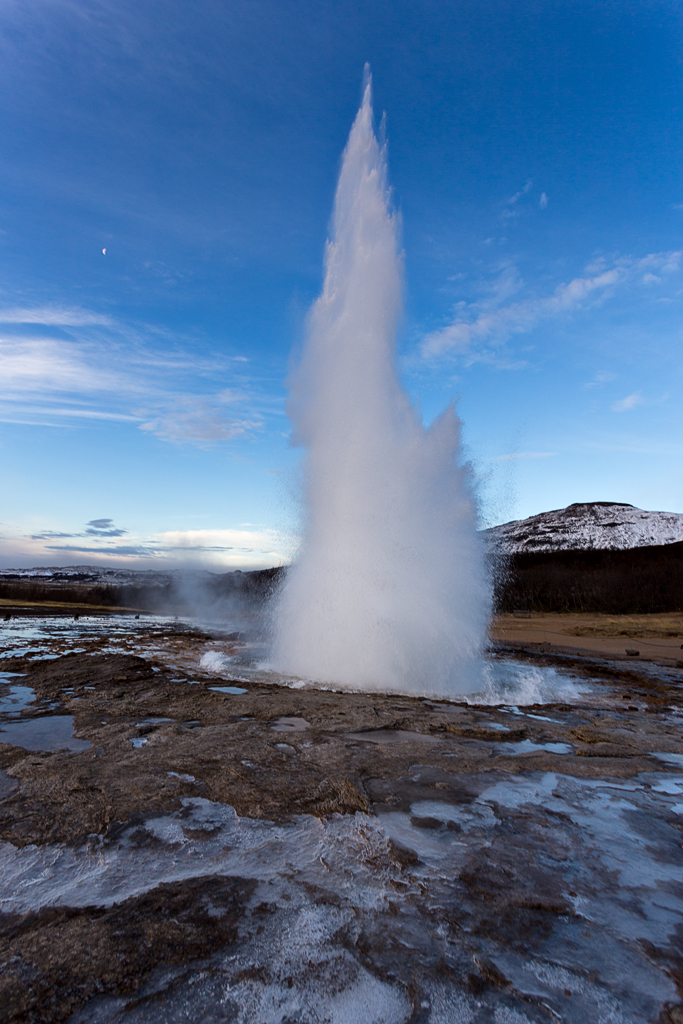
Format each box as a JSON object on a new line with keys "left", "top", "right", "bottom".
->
{"left": 273, "top": 72, "right": 491, "bottom": 695}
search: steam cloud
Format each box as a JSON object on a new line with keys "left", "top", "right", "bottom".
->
{"left": 272, "top": 73, "right": 491, "bottom": 695}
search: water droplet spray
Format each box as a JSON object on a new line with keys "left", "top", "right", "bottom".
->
{"left": 273, "top": 70, "right": 491, "bottom": 695}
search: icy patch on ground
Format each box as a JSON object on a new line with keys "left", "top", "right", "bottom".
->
{"left": 208, "top": 684, "right": 248, "bottom": 694}
{"left": 70, "top": 902, "right": 412, "bottom": 1024}
{"left": 0, "top": 771, "right": 681, "bottom": 1022}
{"left": 653, "top": 752, "right": 683, "bottom": 767}
{"left": 271, "top": 716, "right": 311, "bottom": 732}
{"left": 501, "top": 739, "right": 573, "bottom": 755}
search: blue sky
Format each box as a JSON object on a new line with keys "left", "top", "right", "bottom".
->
{"left": 1, "top": 0, "right": 682, "bottom": 569}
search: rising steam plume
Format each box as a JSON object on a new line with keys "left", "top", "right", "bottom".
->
{"left": 273, "top": 72, "right": 491, "bottom": 695}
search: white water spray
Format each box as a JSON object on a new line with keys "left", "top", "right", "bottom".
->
{"left": 273, "top": 73, "right": 491, "bottom": 695}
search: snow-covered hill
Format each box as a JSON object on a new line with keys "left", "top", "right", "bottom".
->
{"left": 484, "top": 502, "right": 683, "bottom": 553}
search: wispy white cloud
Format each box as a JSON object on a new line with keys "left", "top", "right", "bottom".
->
{"left": 0, "top": 306, "right": 269, "bottom": 447}
{"left": 507, "top": 180, "right": 533, "bottom": 206}
{"left": 139, "top": 395, "right": 261, "bottom": 447}
{"left": 583, "top": 371, "right": 617, "bottom": 389}
{"left": 0, "top": 520, "right": 297, "bottom": 569}
{"left": 612, "top": 392, "right": 644, "bottom": 412}
{"left": 0, "top": 306, "right": 112, "bottom": 326}
{"left": 501, "top": 180, "right": 535, "bottom": 219}
{"left": 423, "top": 267, "right": 618, "bottom": 359}
{"left": 539, "top": 192, "right": 548, "bottom": 209}
{"left": 422, "top": 250, "right": 681, "bottom": 362}
{"left": 0, "top": 336, "right": 124, "bottom": 394}
{"left": 489, "top": 451, "right": 558, "bottom": 461}
{"left": 159, "top": 527, "right": 295, "bottom": 561}
{"left": 582, "top": 438, "right": 683, "bottom": 457}
{"left": 0, "top": 405, "right": 141, "bottom": 422}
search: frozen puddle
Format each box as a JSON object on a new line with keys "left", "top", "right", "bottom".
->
{"left": 500, "top": 739, "right": 573, "bottom": 755}
{"left": 0, "top": 714, "right": 90, "bottom": 752}
{"left": 0, "top": 681, "right": 36, "bottom": 716}
{"left": 271, "top": 716, "right": 311, "bottom": 732}
{"left": 0, "top": 771, "right": 681, "bottom": 1022}
{"left": 652, "top": 752, "right": 683, "bottom": 768}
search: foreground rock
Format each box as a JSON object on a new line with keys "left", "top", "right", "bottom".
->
{"left": 1, "top": 643, "right": 682, "bottom": 1023}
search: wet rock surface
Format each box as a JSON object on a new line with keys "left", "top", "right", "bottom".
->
{"left": 0, "top": 624, "right": 682, "bottom": 1023}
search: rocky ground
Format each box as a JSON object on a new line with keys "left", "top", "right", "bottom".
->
{"left": 0, "top": 615, "right": 682, "bottom": 1023}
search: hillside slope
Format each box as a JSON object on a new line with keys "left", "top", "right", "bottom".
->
{"left": 486, "top": 501, "right": 683, "bottom": 553}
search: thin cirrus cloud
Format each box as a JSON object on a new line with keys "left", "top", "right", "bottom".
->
{"left": 0, "top": 335, "right": 119, "bottom": 394}
{"left": 7, "top": 523, "right": 297, "bottom": 569}
{"left": 421, "top": 250, "right": 681, "bottom": 362}
{"left": 0, "top": 306, "right": 264, "bottom": 447}
{"left": 501, "top": 179, "right": 533, "bottom": 219}
{"left": 44, "top": 545, "right": 160, "bottom": 557}
{"left": 583, "top": 371, "right": 617, "bottom": 389}
{"left": 138, "top": 395, "right": 261, "bottom": 447}
{"left": 489, "top": 451, "right": 558, "bottom": 462}
{"left": 159, "top": 528, "right": 296, "bottom": 560}
{"left": 612, "top": 392, "right": 645, "bottom": 412}
{"left": 6, "top": 406, "right": 141, "bottom": 422}
{"left": 0, "top": 306, "right": 113, "bottom": 326}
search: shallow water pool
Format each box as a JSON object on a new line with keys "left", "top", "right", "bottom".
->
{"left": 0, "top": 714, "right": 91, "bottom": 752}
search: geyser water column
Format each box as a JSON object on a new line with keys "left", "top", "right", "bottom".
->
{"left": 273, "top": 73, "right": 491, "bottom": 695}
